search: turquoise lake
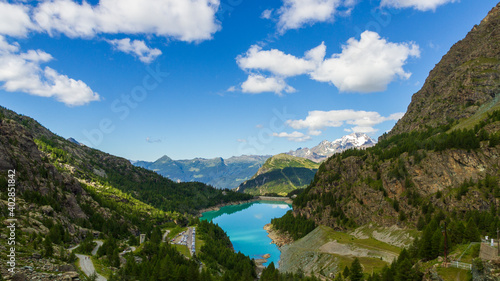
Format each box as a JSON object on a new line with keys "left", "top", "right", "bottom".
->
{"left": 200, "top": 201, "right": 292, "bottom": 267}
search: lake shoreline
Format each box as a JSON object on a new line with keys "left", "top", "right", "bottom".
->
{"left": 264, "top": 223, "right": 293, "bottom": 248}
{"left": 199, "top": 200, "right": 293, "bottom": 268}
{"left": 198, "top": 196, "right": 292, "bottom": 216}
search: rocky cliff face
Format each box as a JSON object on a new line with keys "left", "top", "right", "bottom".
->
{"left": 388, "top": 3, "right": 500, "bottom": 137}
{"left": 292, "top": 4, "right": 500, "bottom": 229}
{"left": 296, "top": 146, "right": 499, "bottom": 228}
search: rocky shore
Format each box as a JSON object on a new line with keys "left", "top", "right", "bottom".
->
{"left": 264, "top": 223, "right": 293, "bottom": 247}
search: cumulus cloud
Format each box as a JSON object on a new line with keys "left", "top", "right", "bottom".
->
{"left": 236, "top": 31, "right": 419, "bottom": 93}
{"left": 0, "top": 2, "right": 36, "bottom": 37}
{"left": 107, "top": 38, "right": 162, "bottom": 63}
{"left": 277, "top": 0, "right": 341, "bottom": 32}
{"left": 0, "top": 0, "right": 222, "bottom": 105}
{"left": 311, "top": 31, "right": 420, "bottom": 92}
{"left": 237, "top": 45, "right": 317, "bottom": 77}
{"left": 380, "top": 0, "right": 457, "bottom": 11}
{"left": 241, "top": 74, "right": 295, "bottom": 95}
{"left": 286, "top": 109, "right": 404, "bottom": 134}
{"left": 0, "top": 36, "right": 100, "bottom": 106}
{"left": 33, "top": 0, "right": 221, "bottom": 42}
{"left": 273, "top": 131, "right": 312, "bottom": 142}
{"left": 261, "top": 9, "right": 273, "bottom": 19}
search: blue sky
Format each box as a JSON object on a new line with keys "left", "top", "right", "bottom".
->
{"left": 0, "top": 0, "right": 497, "bottom": 161}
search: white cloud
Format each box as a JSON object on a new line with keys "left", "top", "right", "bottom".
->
{"left": 0, "top": 36, "right": 100, "bottom": 106}
{"left": 241, "top": 74, "right": 295, "bottom": 95}
{"left": 107, "top": 38, "right": 162, "bottom": 63}
{"left": 286, "top": 109, "right": 404, "bottom": 134}
{"left": 0, "top": 2, "right": 36, "bottom": 37}
{"left": 146, "top": 137, "right": 162, "bottom": 143}
{"left": 227, "top": 86, "right": 237, "bottom": 92}
{"left": 237, "top": 45, "right": 317, "bottom": 77}
{"left": 273, "top": 131, "right": 312, "bottom": 142}
{"left": 33, "top": 0, "right": 221, "bottom": 42}
{"left": 350, "top": 126, "right": 378, "bottom": 134}
{"left": 236, "top": 31, "right": 419, "bottom": 93}
{"left": 261, "top": 9, "right": 273, "bottom": 19}
{"left": 304, "top": 42, "right": 327, "bottom": 63}
{"left": 309, "top": 130, "right": 322, "bottom": 136}
{"left": 380, "top": 0, "right": 457, "bottom": 11}
{"left": 311, "top": 31, "right": 420, "bottom": 92}
{"left": 277, "top": 0, "right": 341, "bottom": 33}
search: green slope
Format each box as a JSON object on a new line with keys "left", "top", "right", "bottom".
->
{"left": 256, "top": 153, "right": 320, "bottom": 176}
{"left": 279, "top": 225, "right": 407, "bottom": 277}
{"left": 236, "top": 154, "right": 320, "bottom": 196}
{"left": 0, "top": 105, "right": 252, "bottom": 233}
{"left": 0, "top": 106, "right": 257, "bottom": 280}
{"left": 451, "top": 92, "right": 500, "bottom": 131}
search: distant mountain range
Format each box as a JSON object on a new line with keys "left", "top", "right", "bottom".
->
{"left": 133, "top": 155, "right": 270, "bottom": 190}
{"left": 67, "top": 137, "right": 83, "bottom": 146}
{"left": 287, "top": 133, "right": 376, "bottom": 162}
{"left": 132, "top": 133, "right": 375, "bottom": 190}
{"left": 235, "top": 133, "right": 377, "bottom": 195}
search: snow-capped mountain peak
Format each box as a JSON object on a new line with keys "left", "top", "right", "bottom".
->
{"left": 333, "top": 133, "right": 375, "bottom": 147}
{"left": 287, "top": 133, "right": 376, "bottom": 162}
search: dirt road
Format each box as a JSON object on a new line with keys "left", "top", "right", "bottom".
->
{"left": 69, "top": 240, "right": 107, "bottom": 281}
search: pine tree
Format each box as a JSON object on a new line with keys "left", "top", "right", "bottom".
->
{"left": 350, "top": 258, "right": 364, "bottom": 281}
{"left": 343, "top": 266, "right": 350, "bottom": 279}
{"left": 43, "top": 236, "right": 53, "bottom": 257}
{"left": 151, "top": 227, "right": 162, "bottom": 245}
{"left": 431, "top": 229, "right": 443, "bottom": 259}
{"left": 419, "top": 225, "right": 433, "bottom": 259}
{"left": 416, "top": 216, "right": 425, "bottom": 231}
{"left": 465, "top": 218, "right": 480, "bottom": 242}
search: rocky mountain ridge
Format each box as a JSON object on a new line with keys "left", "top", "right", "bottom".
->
{"left": 288, "top": 133, "right": 376, "bottom": 162}
{"left": 134, "top": 154, "right": 270, "bottom": 190}
{"left": 290, "top": 3, "right": 500, "bottom": 229}
{"left": 387, "top": 3, "right": 500, "bottom": 137}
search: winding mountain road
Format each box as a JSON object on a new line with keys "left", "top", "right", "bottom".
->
{"left": 69, "top": 240, "right": 107, "bottom": 281}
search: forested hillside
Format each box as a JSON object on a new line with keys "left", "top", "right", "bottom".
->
{"left": 0, "top": 106, "right": 253, "bottom": 279}
{"left": 236, "top": 154, "right": 319, "bottom": 196}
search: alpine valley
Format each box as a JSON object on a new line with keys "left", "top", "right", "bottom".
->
{"left": 0, "top": 2, "right": 500, "bottom": 281}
